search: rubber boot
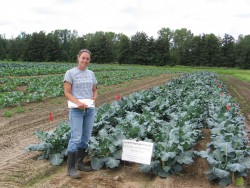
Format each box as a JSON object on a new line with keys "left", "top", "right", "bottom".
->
{"left": 76, "top": 147, "right": 92, "bottom": 172}
{"left": 67, "top": 151, "right": 81, "bottom": 179}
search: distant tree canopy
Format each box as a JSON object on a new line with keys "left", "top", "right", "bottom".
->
{"left": 0, "top": 28, "right": 249, "bottom": 69}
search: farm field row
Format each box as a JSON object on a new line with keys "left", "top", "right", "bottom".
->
{"left": 165, "top": 65, "right": 250, "bottom": 82}
{"left": 0, "top": 62, "right": 249, "bottom": 187}
{"left": 0, "top": 73, "right": 179, "bottom": 188}
{"left": 0, "top": 62, "right": 177, "bottom": 109}
{"left": 27, "top": 71, "right": 250, "bottom": 187}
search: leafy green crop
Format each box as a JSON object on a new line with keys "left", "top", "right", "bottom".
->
{"left": 0, "top": 62, "right": 177, "bottom": 108}
{"left": 26, "top": 121, "right": 70, "bottom": 165}
{"left": 26, "top": 71, "right": 250, "bottom": 186}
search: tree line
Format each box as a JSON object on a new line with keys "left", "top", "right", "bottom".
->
{"left": 0, "top": 28, "right": 249, "bottom": 69}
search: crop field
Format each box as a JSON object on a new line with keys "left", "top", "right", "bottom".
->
{"left": 0, "top": 61, "right": 250, "bottom": 188}
{"left": 0, "top": 62, "right": 176, "bottom": 109}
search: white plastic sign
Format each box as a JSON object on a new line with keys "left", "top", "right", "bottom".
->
{"left": 121, "top": 139, "right": 153, "bottom": 165}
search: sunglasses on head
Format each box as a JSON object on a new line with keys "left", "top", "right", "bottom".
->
{"left": 78, "top": 49, "right": 91, "bottom": 55}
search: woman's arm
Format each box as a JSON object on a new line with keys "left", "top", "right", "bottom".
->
{"left": 64, "top": 81, "right": 86, "bottom": 108}
{"left": 92, "top": 84, "right": 97, "bottom": 101}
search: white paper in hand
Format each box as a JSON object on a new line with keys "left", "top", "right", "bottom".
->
{"left": 67, "top": 99, "right": 95, "bottom": 108}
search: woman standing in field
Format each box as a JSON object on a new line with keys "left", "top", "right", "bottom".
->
{"left": 63, "top": 49, "right": 97, "bottom": 179}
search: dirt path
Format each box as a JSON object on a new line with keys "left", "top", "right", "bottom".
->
{"left": 0, "top": 73, "right": 249, "bottom": 188}
{"left": 222, "top": 76, "right": 250, "bottom": 126}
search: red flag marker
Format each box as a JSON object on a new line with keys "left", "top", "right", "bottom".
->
{"left": 116, "top": 95, "right": 121, "bottom": 100}
{"left": 218, "top": 84, "right": 222, "bottom": 88}
{"left": 49, "top": 112, "right": 53, "bottom": 122}
{"left": 220, "top": 92, "right": 223, "bottom": 96}
{"left": 226, "top": 105, "right": 230, "bottom": 111}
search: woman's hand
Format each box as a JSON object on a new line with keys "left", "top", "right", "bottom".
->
{"left": 76, "top": 101, "right": 87, "bottom": 109}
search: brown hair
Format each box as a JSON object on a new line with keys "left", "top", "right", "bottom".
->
{"left": 78, "top": 49, "right": 91, "bottom": 56}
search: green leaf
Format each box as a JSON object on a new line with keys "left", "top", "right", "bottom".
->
{"left": 98, "top": 129, "right": 108, "bottom": 138}
{"left": 140, "top": 164, "right": 151, "bottom": 173}
{"left": 158, "top": 169, "right": 169, "bottom": 178}
{"left": 160, "top": 152, "right": 176, "bottom": 161}
{"left": 195, "top": 150, "right": 210, "bottom": 158}
{"left": 112, "top": 150, "right": 122, "bottom": 159}
{"left": 173, "top": 163, "right": 183, "bottom": 173}
{"left": 176, "top": 151, "right": 194, "bottom": 164}
{"left": 218, "top": 177, "right": 232, "bottom": 187}
{"left": 113, "top": 132, "right": 125, "bottom": 146}
{"left": 216, "top": 142, "right": 234, "bottom": 153}
{"left": 207, "top": 156, "right": 220, "bottom": 165}
{"left": 235, "top": 177, "right": 244, "bottom": 186}
{"left": 91, "top": 157, "right": 104, "bottom": 170}
{"left": 212, "top": 167, "right": 230, "bottom": 178}
{"left": 26, "top": 142, "right": 52, "bottom": 151}
{"left": 239, "top": 157, "right": 250, "bottom": 168}
{"left": 49, "top": 153, "right": 64, "bottom": 166}
{"left": 226, "top": 163, "right": 245, "bottom": 172}
{"left": 162, "top": 165, "right": 171, "bottom": 172}
{"left": 212, "top": 149, "right": 224, "bottom": 162}
{"left": 104, "top": 157, "right": 120, "bottom": 168}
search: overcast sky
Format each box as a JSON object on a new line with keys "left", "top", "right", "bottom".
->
{"left": 1, "top": 0, "right": 250, "bottom": 39}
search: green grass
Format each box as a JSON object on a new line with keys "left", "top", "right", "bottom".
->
{"left": 164, "top": 66, "right": 250, "bottom": 83}
{"left": 233, "top": 74, "right": 250, "bottom": 82}
{"left": 14, "top": 106, "right": 25, "bottom": 113}
{"left": 3, "top": 110, "right": 13, "bottom": 117}
{"left": 2, "top": 106, "right": 25, "bottom": 117}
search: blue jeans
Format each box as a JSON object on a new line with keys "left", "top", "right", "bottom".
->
{"left": 67, "top": 108, "right": 96, "bottom": 152}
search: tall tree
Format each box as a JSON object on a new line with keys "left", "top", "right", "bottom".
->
{"left": 235, "top": 35, "right": 250, "bottom": 69}
{"left": 157, "top": 27, "right": 174, "bottom": 66}
{"left": 1, "top": 28, "right": 250, "bottom": 68}
{"left": 172, "top": 28, "right": 194, "bottom": 65}
{"left": 67, "top": 30, "right": 87, "bottom": 63}
{"left": 86, "top": 31, "right": 114, "bottom": 63}
{"left": 117, "top": 33, "right": 131, "bottom": 64}
{"left": 221, "top": 34, "right": 235, "bottom": 67}
{"left": 53, "top": 29, "right": 73, "bottom": 61}
{"left": 8, "top": 39, "right": 20, "bottom": 61}
{"left": 157, "top": 27, "right": 174, "bottom": 47}
{"left": 204, "top": 34, "right": 221, "bottom": 67}
{"left": 104, "top": 32, "right": 116, "bottom": 62}
{"left": 0, "top": 34, "right": 8, "bottom": 60}
{"left": 130, "top": 32, "right": 150, "bottom": 65}
{"left": 189, "top": 35, "right": 202, "bottom": 66}
{"left": 68, "top": 35, "right": 86, "bottom": 63}
{"left": 154, "top": 35, "right": 171, "bottom": 66}
{"left": 196, "top": 34, "right": 209, "bottom": 66}
{"left": 24, "top": 31, "right": 47, "bottom": 62}
{"left": 43, "top": 32, "right": 62, "bottom": 62}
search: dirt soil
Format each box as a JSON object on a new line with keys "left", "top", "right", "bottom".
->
{"left": 0, "top": 73, "right": 249, "bottom": 188}
{"left": 222, "top": 75, "right": 250, "bottom": 127}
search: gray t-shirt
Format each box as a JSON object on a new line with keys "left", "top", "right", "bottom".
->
{"left": 64, "top": 67, "right": 97, "bottom": 99}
